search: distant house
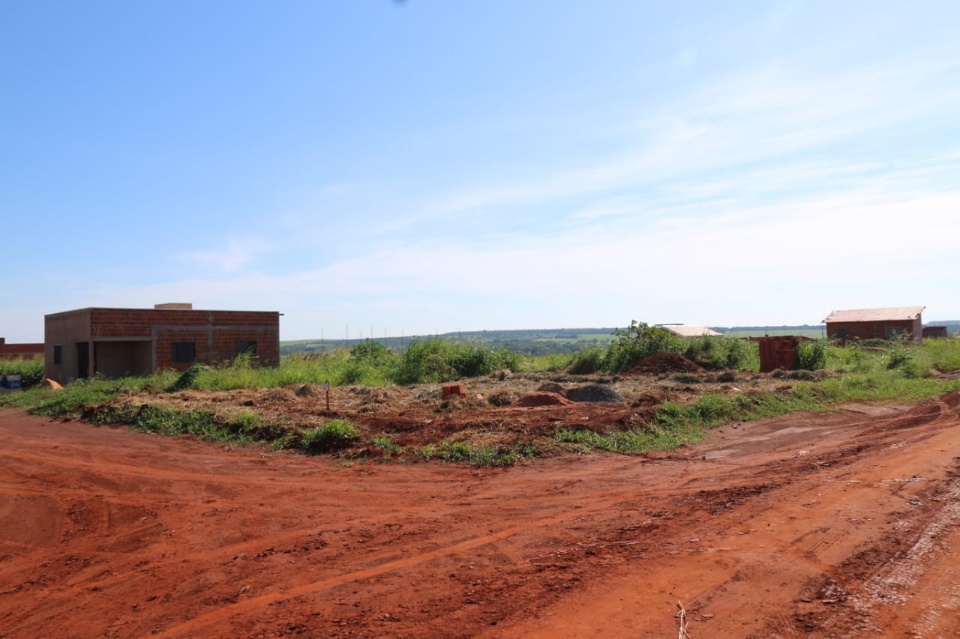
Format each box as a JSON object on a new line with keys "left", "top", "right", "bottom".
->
{"left": 45, "top": 303, "right": 281, "bottom": 384}
{"left": 922, "top": 326, "right": 949, "bottom": 339}
{"left": 660, "top": 324, "right": 723, "bottom": 338}
{"left": 822, "top": 306, "right": 924, "bottom": 343}
{"left": 0, "top": 338, "right": 44, "bottom": 359}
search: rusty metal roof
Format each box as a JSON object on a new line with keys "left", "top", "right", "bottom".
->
{"left": 822, "top": 306, "right": 925, "bottom": 324}
{"left": 661, "top": 325, "right": 723, "bottom": 337}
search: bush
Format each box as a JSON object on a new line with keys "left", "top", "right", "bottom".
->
{"left": 391, "top": 340, "right": 519, "bottom": 384}
{"left": 167, "top": 364, "right": 209, "bottom": 392}
{"left": 567, "top": 347, "right": 605, "bottom": 375}
{"left": 0, "top": 356, "right": 45, "bottom": 388}
{"left": 797, "top": 340, "right": 828, "bottom": 371}
{"left": 683, "top": 335, "right": 758, "bottom": 371}
{"left": 299, "top": 420, "right": 360, "bottom": 454}
{"left": 602, "top": 321, "right": 683, "bottom": 374}
{"left": 350, "top": 340, "right": 390, "bottom": 365}
{"left": 338, "top": 361, "right": 375, "bottom": 386}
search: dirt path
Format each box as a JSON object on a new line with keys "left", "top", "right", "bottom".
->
{"left": 2, "top": 394, "right": 960, "bottom": 638}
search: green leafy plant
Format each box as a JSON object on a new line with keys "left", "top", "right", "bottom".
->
{"left": 0, "top": 356, "right": 45, "bottom": 388}
{"left": 167, "top": 364, "right": 209, "bottom": 392}
{"left": 601, "top": 321, "right": 683, "bottom": 374}
{"left": 797, "top": 340, "right": 828, "bottom": 371}
{"left": 299, "top": 420, "right": 361, "bottom": 454}
{"left": 567, "top": 347, "right": 605, "bottom": 374}
{"left": 682, "top": 335, "right": 758, "bottom": 371}
{"left": 391, "top": 339, "right": 519, "bottom": 384}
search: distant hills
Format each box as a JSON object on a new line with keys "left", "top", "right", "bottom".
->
{"left": 281, "top": 322, "right": 957, "bottom": 357}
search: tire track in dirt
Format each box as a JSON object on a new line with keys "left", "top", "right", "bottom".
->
{"left": 4, "top": 395, "right": 960, "bottom": 638}
{"left": 150, "top": 486, "right": 687, "bottom": 638}
{"left": 151, "top": 401, "right": 943, "bottom": 638}
{"left": 489, "top": 397, "right": 960, "bottom": 639}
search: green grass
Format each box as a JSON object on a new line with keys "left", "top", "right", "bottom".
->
{"left": 0, "top": 356, "right": 45, "bottom": 388}
{"left": 299, "top": 420, "right": 361, "bottom": 454}
{"left": 414, "top": 440, "right": 541, "bottom": 467}
{"left": 4, "top": 333, "right": 960, "bottom": 467}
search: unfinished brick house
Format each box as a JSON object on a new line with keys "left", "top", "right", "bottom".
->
{"left": 0, "top": 338, "right": 44, "bottom": 359}
{"left": 45, "top": 304, "right": 281, "bottom": 384}
{"left": 822, "top": 306, "right": 924, "bottom": 344}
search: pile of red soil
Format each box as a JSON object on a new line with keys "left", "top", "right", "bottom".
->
{"left": 514, "top": 392, "right": 573, "bottom": 407}
{"left": 624, "top": 352, "right": 704, "bottom": 375}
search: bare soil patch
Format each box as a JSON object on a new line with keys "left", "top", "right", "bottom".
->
{"left": 624, "top": 352, "right": 705, "bottom": 375}
{"left": 3, "top": 390, "right": 960, "bottom": 637}
{"left": 73, "top": 371, "right": 790, "bottom": 453}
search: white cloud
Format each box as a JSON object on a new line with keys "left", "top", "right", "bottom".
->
{"left": 174, "top": 237, "right": 273, "bottom": 274}
{"left": 81, "top": 174, "right": 960, "bottom": 340}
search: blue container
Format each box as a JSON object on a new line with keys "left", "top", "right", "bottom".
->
{"left": 6, "top": 374, "right": 21, "bottom": 390}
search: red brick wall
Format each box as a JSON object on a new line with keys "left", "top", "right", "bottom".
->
{"left": 826, "top": 319, "right": 921, "bottom": 343}
{"left": 44, "top": 307, "right": 281, "bottom": 382}
{"left": 0, "top": 338, "right": 44, "bottom": 359}
{"left": 154, "top": 327, "right": 280, "bottom": 371}
{"left": 88, "top": 308, "right": 280, "bottom": 370}
{"left": 757, "top": 336, "right": 800, "bottom": 373}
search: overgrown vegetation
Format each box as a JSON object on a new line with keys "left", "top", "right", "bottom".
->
{"left": 797, "top": 340, "right": 828, "bottom": 371}
{"left": 0, "top": 356, "right": 45, "bottom": 389}
{"left": 601, "top": 322, "right": 683, "bottom": 373}
{"left": 392, "top": 340, "right": 520, "bottom": 384}
{"left": 681, "top": 334, "right": 758, "bottom": 371}
{"left": 300, "top": 420, "right": 361, "bottom": 454}
{"left": 3, "top": 328, "right": 960, "bottom": 467}
{"left": 579, "top": 321, "right": 759, "bottom": 374}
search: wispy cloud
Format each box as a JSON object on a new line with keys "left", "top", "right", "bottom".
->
{"left": 175, "top": 237, "right": 273, "bottom": 274}
{"left": 308, "top": 51, "right": 960, "bottom": 239}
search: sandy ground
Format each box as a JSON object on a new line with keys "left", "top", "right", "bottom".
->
{"left": 2, "top": 392, "right": 960, "bottom": 638}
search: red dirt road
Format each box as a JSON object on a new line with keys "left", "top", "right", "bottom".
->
{"left": 2, "top": 395, "right": 960, "bottom": 638}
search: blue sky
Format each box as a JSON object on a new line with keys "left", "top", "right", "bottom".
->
{"left": 3, "top": 1, "right": 959, "bottom": 342}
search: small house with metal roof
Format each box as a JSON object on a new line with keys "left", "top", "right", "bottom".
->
{"left": 659, "top": 324, "right": 723, "bottom": 338}
{"left": 822, "top": 306, "right": 924, "bottom": 343}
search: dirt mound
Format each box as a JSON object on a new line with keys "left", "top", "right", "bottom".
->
{"left": 514, "top": 392, "right": 573, "bottom": 407}
{"left": 536, "top": 382, "right": 566, "bottom": 394}
{"left": 565, "top": 384, "right": 623, "bottom": 403}
{"left": 487, "top": 392, "right": 517, "bottom": 407}
{"left": 625, "top": 352, "right": 704, "bottom": 375}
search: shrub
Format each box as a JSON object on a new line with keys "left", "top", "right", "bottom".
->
{"left": 167, "top": 364, "right": 209, "bottom": 392}
{"left": 602, "top": 321, "right": 683, "bottom": 374}
{"left": 567, "top": 347, "right": 605, "bottom": 375}
{"left": 0, "top": 356, "right": 45, "bottom": 388}
{"left": 299, "top": 420, "right": 360, "bottom": 454}
{"left": 350, "top": 340, "right": 390, "bottom": 365}
{"left": 391, "top": 340, "right": 451, "bottom": 384}
{"left": 797, "top": 340, "right": 828, "bottom": 371}
{"left": 683, "top": 335, "right": 758, "bottom": 371}
{"left": 391, "top": 340, "right": 519, "bottom": 384}
{"left": 338, "top": 361, "right": 374, "bottom": 386}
